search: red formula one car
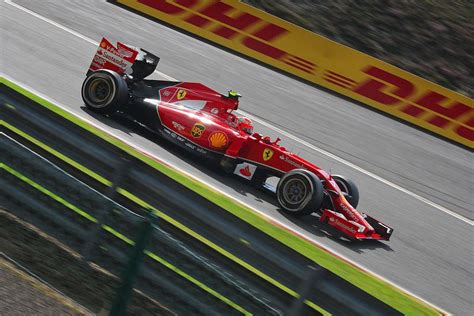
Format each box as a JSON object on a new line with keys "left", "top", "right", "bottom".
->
{"left": 81, "top": 38, "right": 392, "bottom": 241}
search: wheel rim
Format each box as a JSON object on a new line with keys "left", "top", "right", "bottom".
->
{"left": 282, "top": 178, "right": 307, "bottom": 205}
{"left": 88, "top": 78, "right": 112, "bottom": 105}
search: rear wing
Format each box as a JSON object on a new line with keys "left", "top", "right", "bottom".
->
{"left": 88, "top": 37, "right": 159, "bottom": 80}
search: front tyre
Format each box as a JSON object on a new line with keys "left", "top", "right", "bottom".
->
{"left": 277, "top": 169, "right": 324, "bottom": 216}
{"left": 81, "top": 69, "right": 129, "bottom": 115}
{"left": 332, "top": 175, "right": 359, "bottom": 208}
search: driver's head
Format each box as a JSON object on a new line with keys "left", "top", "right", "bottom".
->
{"left": 237, "top": 117, "right": 253, "bottom": 135}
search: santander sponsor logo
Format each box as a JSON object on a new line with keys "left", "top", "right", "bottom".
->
{"left": 240, "top": 165, "right": 251, "bottom": 177}
{"left": 233, "top": 162, "right": 256, "bottom": 180}
{"left": 331, "top": 218, "right": 357, "bottom": 234}
{"left": 102, "top": 50, "right": 129, "bottom": 69}
{"left": 93, "top": 55, "right": 106, "bottom": 66}
{"left": 339, "top": 202, "right": 359, "bottom": 222}
{"left": 279, "top": 154, "right": 305, "bottom": 169}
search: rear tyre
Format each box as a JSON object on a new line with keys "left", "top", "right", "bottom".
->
{"left": 81, "top": 69, "right": 129, "bottom": 115}
{"left": 332, "top": 175, "right": 359, "bottom": 208}
{"left": 277, "top": 169, "right": 324, "bottom": 216}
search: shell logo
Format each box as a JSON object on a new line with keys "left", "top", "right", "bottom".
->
{"left": 209, "top": 132, "right": 228, "bottom": 149}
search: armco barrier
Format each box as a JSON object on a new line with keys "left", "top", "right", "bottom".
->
{"left": 115, "top": 0, "right": 474, "bottom": 148}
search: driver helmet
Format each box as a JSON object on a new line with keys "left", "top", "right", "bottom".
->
{"left": 228, "top": 90, "right": 242, "bottom": 99}
{"left": 237, "top": 116, "right": 253, "bottom": 135}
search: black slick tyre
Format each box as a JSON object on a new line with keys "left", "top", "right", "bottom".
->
{"left": 81, "top": 69, "right": 128, "bottom": 115}
{"left": 276, "top": 169, "right": 324, "bottom": 216}
{"left": 332, "top": 175, "right": 359, "bottom": 208}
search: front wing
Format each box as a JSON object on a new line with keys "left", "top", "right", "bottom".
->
{"left": 321, "top": 209, "right": 393, "bottom": 241}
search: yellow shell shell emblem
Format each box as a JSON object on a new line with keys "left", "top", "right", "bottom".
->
{"left": 263, "top": 148, "right": 273, "bottom": 161}
{"left": 209, "top": 132, "right": 228, "bottom": 149}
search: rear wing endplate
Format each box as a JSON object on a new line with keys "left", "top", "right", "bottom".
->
{"left": 88, "top": 37, "right": 138, "bottom": 75}
{"left": 87, "top": 37, "right": 160, "bottom": 80}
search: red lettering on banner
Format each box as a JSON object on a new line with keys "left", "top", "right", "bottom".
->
{"left": 427, "top": 116, "right": 449, "bottom": 128}
{"left": 185, "top": 14, "right": 210, "bottom": 27}
{"left": 242, "top": 37, "right": 287, "bottom": 59}
{"left": 213, "top": 26, "right": 237, "bottom": 39}
{"left": 402, "top": 104, "right": 425, "bottom": 117}
{"left": 138, "top": 0, "right": 198, "bottom": 14}
{"left": 252, "top": 23, "right": 288, "bottom": 41}
{"left": 242, "top": 23, "right": 288, "bottom": 59}
{"left": 455, "top": 117, "right": 474, "bottom": 141}
{"left": 402, "top": 91, "right": 472, "bottom": 128}
{"left": 354, "top": 66, "right": 415, "bottom": 105}
{"left": 416, "top": 92, "right": 471, "bottom": 119}
{"left": 353, "top": 65, "right": 473, "bottom": 145}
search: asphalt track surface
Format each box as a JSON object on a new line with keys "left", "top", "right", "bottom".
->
{"left": 1, "top": 1, "right": 472, "bottom": 314}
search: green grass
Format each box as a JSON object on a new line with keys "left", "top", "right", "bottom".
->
{"left": 1, "top": 77, "right": 441, "bottom": 315}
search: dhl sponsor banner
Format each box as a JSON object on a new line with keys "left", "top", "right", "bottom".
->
{"left": 117, "top": 0, "right": 474, "bottom": 148}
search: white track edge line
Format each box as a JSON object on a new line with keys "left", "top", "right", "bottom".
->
{"left": 6, "top": 0, "right": 468, "bottom": 226}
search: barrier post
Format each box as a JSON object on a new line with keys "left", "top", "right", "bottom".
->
{"left": 109, "top": 210, "right": 156, "bottom": 316}
{"left": 81, "top": 158, "right": 129, "bottom": 261}
{"left": 287, "top": 265, "right": 324, "bottom": 316}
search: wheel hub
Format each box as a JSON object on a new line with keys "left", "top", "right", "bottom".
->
{"left": 88, "top": 78, "right": 111, "bottom": 104}
{"left": 283, "top": 179, "right": 307, "bottom": 204}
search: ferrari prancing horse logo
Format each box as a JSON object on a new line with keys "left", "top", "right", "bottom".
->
{"left": 191, "top": 123, "right": 205, "bottom": 138}
{"left": 177, "top": 89, "right": 187, "bottom": 100}
{"left": 263, "top": 148, "right": 273, "bottom": 161}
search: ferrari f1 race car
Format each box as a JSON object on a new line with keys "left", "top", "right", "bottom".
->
{"left": 81, "top": 38, "right": 393, "bottom": 241}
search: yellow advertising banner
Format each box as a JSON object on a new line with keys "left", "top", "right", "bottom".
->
{"left": 117, "top": 0, "right": 474, "bottom": 148}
